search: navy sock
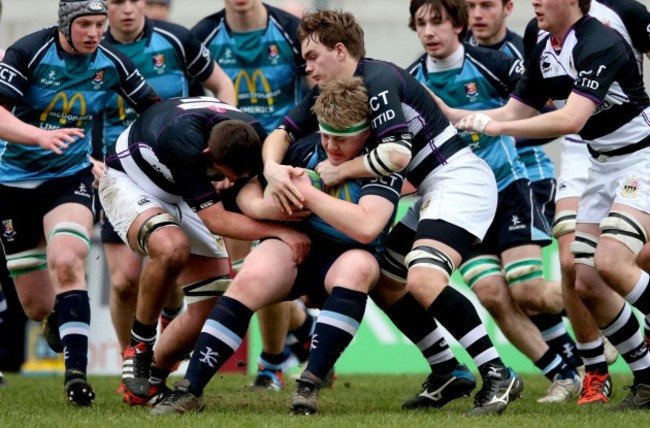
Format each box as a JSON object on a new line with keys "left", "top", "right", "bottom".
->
{"left": 184, "top": 296, "right": 253, "bottom": 395}
{"left": 58, "top": 290, "right": 90, "bottom": 373}
{"left": 530, "top": 313, "right": 581, "bottom": 369}
{"left": 306, "top": 287, "right": 367, "bottom": 380}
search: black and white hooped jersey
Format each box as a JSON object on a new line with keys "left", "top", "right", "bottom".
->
{"left": 514, "top": 15, "right": 650, "bottom": 153}
{"left": 0, "top": 27, "right": 160, "bottom": 184}
{"left": 525, "top": 0, "right": 650, "bottom": 70}
{"left": 105, "top": 97, "right": 266, "bottom": 211}
{"left": 281, "top": 59, "right": 463, "bottom": 187}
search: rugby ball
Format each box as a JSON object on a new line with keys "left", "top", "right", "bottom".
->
{"left": 304, "top": 169, "right": 324, "bottom": 191}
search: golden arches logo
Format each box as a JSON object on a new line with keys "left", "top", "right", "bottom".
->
{"left": 117, "top": 96, "right": 127, "bottom": 121}
{"left": 329, "top": 183, "right": 353, "bottom": 202}
{"left": 40, "top": 92, "right": 87, "bottom": 126}
{"left": 233, "top": 70, "right": 274, "bottom": 106}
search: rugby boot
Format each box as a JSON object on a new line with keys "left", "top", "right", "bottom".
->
{"left": 402, "top": 364, "right": 476, "bottom": 409}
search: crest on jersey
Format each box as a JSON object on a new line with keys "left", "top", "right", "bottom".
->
{"left": 464, "top": 81, "right": 478, "bottom": 100}
{"left": 621, "top": 176, "right": 640, "bottom": 198}
{"left": 268, "top": 44, "right": 279, "bottom": 60}
{"left": 2, "top": 219, "right": 15, "bottom": 239}
{"left": 92, "top": 70, "right": 104, "bottom": 84}
{"left": 92, "top": 70, "right": 104, "bottom": 89}
{"left": 152, "top": 53, "right": 166, "bottom": 69}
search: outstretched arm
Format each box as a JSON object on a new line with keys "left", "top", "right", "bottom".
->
{"left": 456, "top": 93, "right": 595, "bottom": 138}
{"left": 0, "top": 107, "right": 83, "bottom": 154}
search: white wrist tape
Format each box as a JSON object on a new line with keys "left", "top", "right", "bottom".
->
{"left": 457, "top": 113, "right": 492, "bottom": 134}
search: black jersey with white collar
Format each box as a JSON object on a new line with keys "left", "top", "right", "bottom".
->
{"left": 281, "top": 59, "right": 464, "bottom": 187}
{"left": 524, "top": 0, "right": 650, "bottom": 69}
{"left": 514, "top": 15, "right": 650, "bottom": 153}
{"left": 106, "top": 96, "right": 266, "bottom": 211}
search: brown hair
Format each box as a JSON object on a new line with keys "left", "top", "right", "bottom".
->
{"left": 297, "top": 9, "right": 366, "bottom": 60}
{"left": 312, "top": 77, "right": 370, "bottom": 130}
{"left": 409, "top": 0, "right": 469, "bottom": 41}
{"left": 207, "top": 120, "right": 262, "bottom": 176}
{"left": 579, "top": 0, "right": 591, "bottom": 14}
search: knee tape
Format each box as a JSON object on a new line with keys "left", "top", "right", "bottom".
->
{"left": 552, "top": 210, "right": 577, "bottom": 238}
{"left": 137, "top": 212, "right": 180, "bottom": 254}
{"left": 47, "top": 222, "right": 91, "bottom": 248}
{"left": 182, "top": 275, "right": 231, "bottom": 304}
{"left": 404, "top": 246, "right": 454, "bottom": 280}
{"left": 6, "top": 247, "right": 47, "bottom": 278}
{"left": 569, "top": 231, "right": 598, "bottom": 267}
{"left": 459, "top": 256, "right": 503, "bottom": 289}
{"left": 379, "top": 248, "right": 409, "bottom": 283}
{"left": 599, "top": 211, "right": 648, "bottom": 255}
{"left": 504, "top": 258, "right": 544, "bottom": 286}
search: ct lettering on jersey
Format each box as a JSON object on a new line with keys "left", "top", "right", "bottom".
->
{"left": 233, "top": 70, "right": 279, "bottom": 114}
{"left": 39, "top": 92, "right": 88, "bottom": 126}
{"left": 369, "top": 90, "right": 395, "bottom": 128}
{"left": 0, "top": 66, "right": 18, "bottom": 84}
{"left": 577, "top": 69, "right": 599, "bottom": 90}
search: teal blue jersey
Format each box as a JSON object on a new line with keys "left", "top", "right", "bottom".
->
{"left": 192, "top": 4, "right": 306, "bottom": 133}
{"left": 0, "top": 27, "right": 159, "bottom": 184}
{"left": 408, "top": 44, "right": 527, "bottom": 191}
{"left": 303, "top": 143, "right": 402, "bottom": 250}
{"left": 101, "top": 18, "right": 215, "bottom": 152}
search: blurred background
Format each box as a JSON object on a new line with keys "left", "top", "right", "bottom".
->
{"left": 0, "top": 0, "right": 580, "bottom": 69}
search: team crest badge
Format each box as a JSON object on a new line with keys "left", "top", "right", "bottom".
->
{"left": 2, "top": 219, "right": 16, "bottom": 239}
{"left": 92, "top": 70, "right": 104, "bottom": 89}
{"left": 153, "top": 53, "right": 165, "bottom": 69}
{"left": 464, "top": 81, "right": 478, "bottom": 100}
{"left": 268, "top": 44, "right": 279, "bottom": 59}
{"left": 93, "top": 70, "right": 103, "bottom": 83}
{"left": 621, "top": 176, "right": 640, "bottom": 198}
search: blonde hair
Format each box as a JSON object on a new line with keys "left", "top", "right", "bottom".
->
{"left": 312, "top": 77, "right": 369, "bottom": 131}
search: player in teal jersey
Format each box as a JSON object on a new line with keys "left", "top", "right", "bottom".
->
{"left": 192, "top": 0, "right": 316, "bottom": 391}
{"left": 97, "top": 1, "right": 235, "bottom": 404}
{"left": 407, "top": 0, "right": 580, "bottom": 404}
{"left": 0, "top": 0, "right": 160, "bottom": 406}
{"left": 144, "top": 0, "right": 170, "bottom": 20}
{"left": 192, "top": 0, "right": 309, "bottom": 132}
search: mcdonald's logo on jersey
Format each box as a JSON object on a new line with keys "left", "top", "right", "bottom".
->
{"left": 233, "top": 70, "right": 274, "bottom": 106}
{"left": 40, "top": 92, "right": 88, "bottom": 126}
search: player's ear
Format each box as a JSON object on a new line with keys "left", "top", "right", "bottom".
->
{"left": 335, "top": 42, "right": 347, "bottom": 59}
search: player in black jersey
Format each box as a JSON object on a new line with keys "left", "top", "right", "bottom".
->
{"left": 98, "top": 96, "right": 310, "bottom": 404}
{"left": 444, "top": 0, "right": 650, "bottom": 411}
{"left": 524, "top": 0, "right": 650, "bottom": 406}
{"left": 263, "top": 9, "right": 522, "bottom": 417}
